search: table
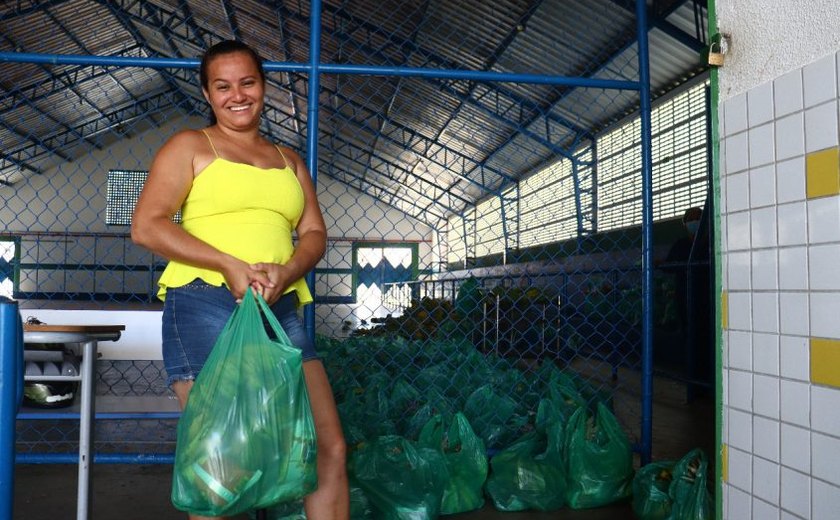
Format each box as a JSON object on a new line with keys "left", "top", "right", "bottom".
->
{"left": 22, "top": 324, "right": 124, "bottom": 520}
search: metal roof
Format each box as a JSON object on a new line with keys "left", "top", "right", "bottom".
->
{"left": 0, "top": 0, "right": 709, "bottom": 228}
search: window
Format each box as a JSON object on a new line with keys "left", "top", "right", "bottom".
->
{"left": 474, "top": 188, "right": 517, "bottom": 257}
{"left": 106, "top": 170, "right": 147, "bottom": 226}
{"left": 0, "top": 238, "right": 18, "bottom": 298}
{"left": 353, "top": 243, "right": 417, "bottom": 318}
{"left": 445, "top": 82, "right": 710, "bottom": 264}
{"left": 519, "top": 149, "right": 593, "bottom": 247}
{"left": 597, "top": 82, "right": 709, "bottom": 230}
{"left": 106, "top": 169, "right": 181, "bottom": 225}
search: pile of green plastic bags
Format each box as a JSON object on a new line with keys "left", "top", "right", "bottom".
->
{"left": 312, "top": 334, "right": 636, "bottom": 519}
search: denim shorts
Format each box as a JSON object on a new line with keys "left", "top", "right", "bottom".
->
{"left": 161, "top": 280, "right": 319, "bottom": 387}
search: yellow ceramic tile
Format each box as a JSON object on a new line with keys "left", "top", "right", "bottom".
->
{"left": 806, "top": 147, "right": 840, "bottom": 199}
{"left": 721, "top": 291, "right": 728, "bottom": 330}
{"left": 811, "top": 337, "right": 840, "bottom": 388}
{"left": 722, "top": 443, "right": 728, "bottom": 483}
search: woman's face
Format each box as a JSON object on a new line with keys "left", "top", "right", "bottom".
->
{"left": 202, "top": 51, "right": 265, "bottom": 130}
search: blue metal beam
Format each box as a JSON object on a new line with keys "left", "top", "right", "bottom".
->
{"left": 0, "top": 31, "right": 119, "bottom": 134}
{"left": 0, "top": 151, "right": 41, "bottom": 176}
{"left": 177, "top": 0, "right": 210, "bottom": 50}
{"left": 314, "top": 15, "right": 592, "bottom": 207}
{"left": 312, "top": 118, "right": 468, "bottom": 210}
{"left": 0, "top": 0, "right": 73, "bottom": 22}
{"left": 304, "top": 1, "right": 606, "bottom": 124}
{"left": 0, "top": 1, "right": 657, "bottom": 225}
{"left": 0, "top": 46, "right": 146, "bottom": 116}
{"left": 362, "top": 0, "right": 433, "bottom": 184}
{"left": 0, "top": 119, "right": 70, "bottom": 164}
{"left": 610, "top": 0, "right": 706, "bottom": 52}
{"left": 0, "top": 50, "right": 603, "bottom": 221}
{"left": 98, "top": 1, "right": 202, "bottom": 116}
{"left": 0, "top": 47, "right": 638, "bottom": 91}
{"left": 41, "top": 7, "right": 156, "bottom": 133}
{"left": 636, "top": 0, "right": 655, "bottom": 466}
{"left": 430, "top": 0, "right": 550, "bottom": 146}
{"left": 219, "top": 0, "right": 241, "bottom": 41}
{"left": 274, "top": 7, "right": 304, "bottom": 148}
{"left": 2, "top": 90, "right": 193, "bottom": 180}
{"left": 302, "top": 0, "right": 323, "bottom": 344}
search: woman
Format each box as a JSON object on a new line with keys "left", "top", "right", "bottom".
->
{"left": 132, "top": 40, "right": 348, "bottom": 520}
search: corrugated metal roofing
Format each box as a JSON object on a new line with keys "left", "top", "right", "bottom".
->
{"left": 0, "top": 0, "right": 709, "bottom": 228}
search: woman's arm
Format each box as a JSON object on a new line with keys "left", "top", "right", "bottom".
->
{"left": 131, "top": 130, "right": 270, "bottom": 298}
{"left": 251, "top": 148, "right": 327, "bottom": 304}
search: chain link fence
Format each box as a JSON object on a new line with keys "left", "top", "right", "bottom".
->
{"left": 2, "top": 0, "right": 710, "bottom": 498}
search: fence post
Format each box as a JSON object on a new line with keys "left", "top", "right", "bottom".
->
{"left": 0, "top": 297, "right": 23, "bottom": 520}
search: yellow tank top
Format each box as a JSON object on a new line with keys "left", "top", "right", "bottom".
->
{"left": 156, "top": 131, "right": 313, "bottom": 306}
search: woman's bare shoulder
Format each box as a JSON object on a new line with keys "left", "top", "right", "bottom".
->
{"left": 163, "top": 128, "right": 209, "bottom": 150}
{"left": 155, "top": 128, "right": 215, "bottom": 167}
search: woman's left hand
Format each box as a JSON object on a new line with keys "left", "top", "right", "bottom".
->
{"left": 249, "top": 262, "right": 293, "bottom": 305}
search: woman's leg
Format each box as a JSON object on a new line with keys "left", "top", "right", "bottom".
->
{"left": 301, "top": 360, "right": 349, "bottom": 520}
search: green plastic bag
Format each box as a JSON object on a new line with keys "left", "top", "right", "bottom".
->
{"left": 564, "top": 403, "right": 634, "bottom": 509}
{"left": 350, "top": 435, "right": 448, "bottom": 520}
{"left": 484, "top": 419, "right": 567, "bottom": 512}
{"left": 171, "top": 290, "right": 318, "bottom": 517}
{"left": 632, "top": 461, "right": 675, "bottom": 520}
{"left": 454, "top": 276, "right": 482, "bottom": 319}
{"left": 349, "top": 485, "right": 375, "bottom": 520}
{"left": 418, "top": 413, "right": 488, "bottom": 514}
{"left": 667, "top": 449, "right": 713, "bottom": 520}
{"left": 463, "top": 384, "right": 519, "bottom": 449}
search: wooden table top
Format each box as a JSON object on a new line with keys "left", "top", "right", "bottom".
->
{"left": 23, "top": 324, "right": 125, "bottom": 333}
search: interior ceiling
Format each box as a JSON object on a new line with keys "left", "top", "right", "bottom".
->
{"left": 0, "top": 0, "right": 708, "bottom": 229}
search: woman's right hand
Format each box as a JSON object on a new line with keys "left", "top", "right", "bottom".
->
{"left": 221, "top": 257, "right": 275, "bottom": 300}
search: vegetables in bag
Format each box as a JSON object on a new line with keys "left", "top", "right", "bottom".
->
{"left": 564, "top": 403, "right": 634, "bottom": 509}
{"left": 667, "top": 449, "right": 713, "bottom": 520}
{"left": 350, "top": 435, "right": 448, "bottom": 520}
{"left": 484, "top": 399, "right": 567, "bottom": 512}
{"left": 171, "top": 290, "right": 318, "bottom": 517}
{"left": 632, "top": 460, "right": 675, "bottom": 520}
{"left": 418, "top": 413, "right": 488, "bottom": 514}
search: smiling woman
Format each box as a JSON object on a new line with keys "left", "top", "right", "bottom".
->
{"left": 129, "top": 40, "right": 349, "bottom": 520}
{"left": 199, "top": 42, "right": 265, "bottom": 130}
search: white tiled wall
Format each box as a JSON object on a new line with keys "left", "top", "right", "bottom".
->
{"left": 720, "top": 49, "right": 840, "bottom": 519}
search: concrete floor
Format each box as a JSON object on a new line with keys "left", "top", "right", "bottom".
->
{"left": 12, "top": 370, "right": 715, "bottom": 519}
{"left": 12, "top": 463, "right": 636, "bottom": 519}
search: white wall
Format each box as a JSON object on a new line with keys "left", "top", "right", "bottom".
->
{"left": 716, "top": 0, "right": 840, "bottom": 101}
{"left": 716, "top": 2, "right": 840, "bottom": 518}
{"left": 23, "top": 309, "right": 162, "bottom": 361}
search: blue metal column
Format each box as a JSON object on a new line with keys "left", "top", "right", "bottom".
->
{"left": 636, "top": 0, "right": 655, "bottom": 466}
{"left": 0, "top": 298, "right": 23, "bottom": 520}
{"left": 303, "top": 0, "right": 323, "bottom": 339}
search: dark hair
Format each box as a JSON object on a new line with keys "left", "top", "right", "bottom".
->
{"left": 682, "top": 207, "right": 702, "bottom": 224}
{"left": 199, "top": 40, "right": 265, "bottom": 90}
{"left": 199, "top": 41, "right": 265, "bottom": 125}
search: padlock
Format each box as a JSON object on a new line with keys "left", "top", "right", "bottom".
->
{"left": 708, "top": 42, "right": 724, "bottom": 67}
